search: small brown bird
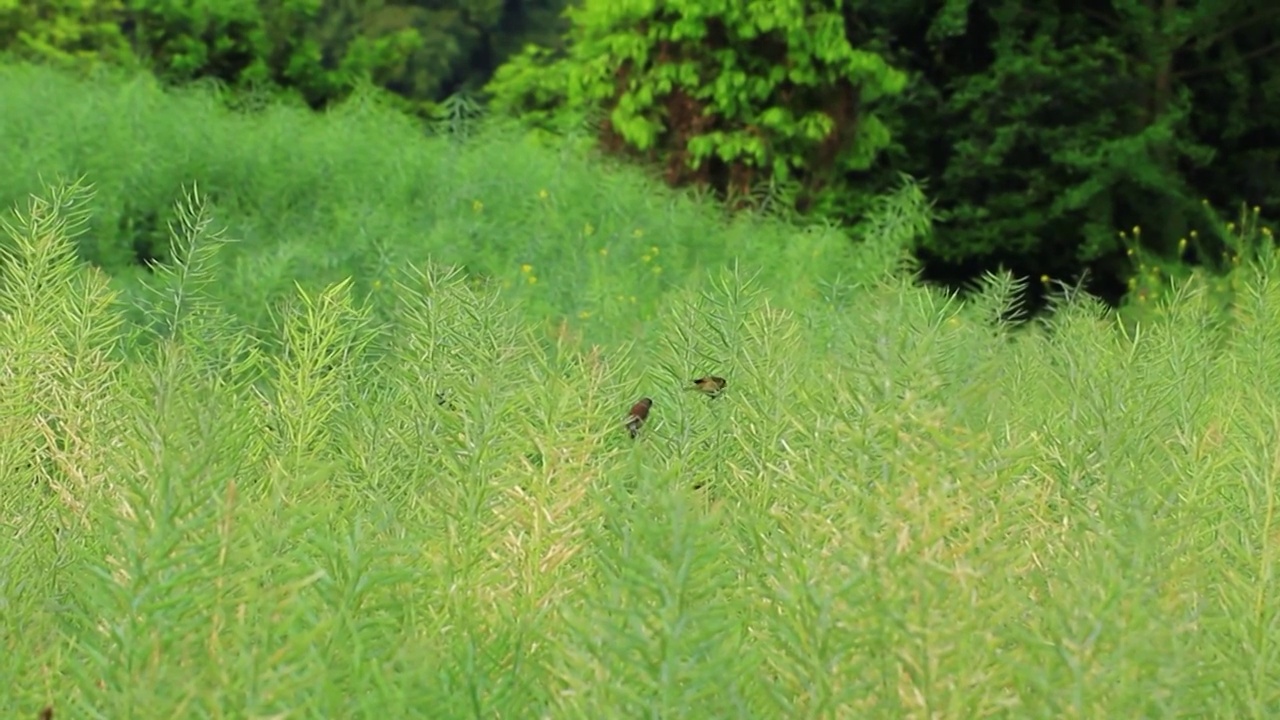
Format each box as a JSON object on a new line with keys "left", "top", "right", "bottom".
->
{"left": 626, "top": 397, "right": 653, "bottom": 438}
{"left": 690, "top": 376, "right": 727, "bottom": 398}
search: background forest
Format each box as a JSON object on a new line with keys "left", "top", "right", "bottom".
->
{"left": 4, "top": 0, "right": 1279, "bottom": 310}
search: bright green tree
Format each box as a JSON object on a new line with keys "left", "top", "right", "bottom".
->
{"left": 0, "top": 0, "right": 135, "bottom": 71}
{"left": 487, "top": 0, "right": 908, "bottom": 219}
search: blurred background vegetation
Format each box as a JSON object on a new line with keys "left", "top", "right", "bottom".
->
{"left": 2, "top": 0, "right": 1278, "bottom": 317}
{"left": 0, "top": 0, "right": 572, "bottom": 112}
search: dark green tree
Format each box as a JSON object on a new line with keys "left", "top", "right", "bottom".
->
{"left": 876, "top": 0, "right": 1280, "bottom": 296}
{"left": 2, "top": 0, "right": 569, "bottom": 111}
{"left": 121, "top": 0, "right": 425, "bottom": 108}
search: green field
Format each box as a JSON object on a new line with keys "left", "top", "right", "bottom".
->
{"left": 3, "top": 63, "right": 1279, "bottom": 718}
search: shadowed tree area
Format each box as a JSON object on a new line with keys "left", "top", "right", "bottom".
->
{"left": 484, "top": 0, "right": 1280, "bottom": 315}
{"left": 1, "top": 0, "right": 572, "bottom": 112}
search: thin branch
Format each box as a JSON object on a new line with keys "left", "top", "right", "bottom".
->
{"left": 1174, "top": 37, "right": 1280, "bottom": 80}
{"left": 1185, "top": 7, "right": 1280, "bottom": 51}
{"left": 1081, "top": 7, "right": 1126, "bottom": 33}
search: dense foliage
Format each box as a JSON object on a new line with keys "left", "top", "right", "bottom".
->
{"left": 487, "top": 0, "right": 1280, "bottom": 303}
{"left": 6, "top": 152, "right": 1280, "bottom": 718}
{"left": 6, "top": 46, "right": 1280, "bottom": 717}
{"left": 0, "top": 0, "right": 571, "bottom": 110}
{"left": 0, "top": 63, "right": 872, "bottom": 347}
{"left": 878, "top": 1, "right": 1280, "bottom": 298}
{"left": 3, "top": 0, "right": 1280, "bottom": 305}
{"left": 488, "top": 0, "right": 909, "bottom": 221}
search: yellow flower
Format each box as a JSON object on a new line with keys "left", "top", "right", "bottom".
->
{"left": 649, "top": 245, "right": 659, "bottom": 256}
{"left": 373, "top": 279, "right": 383, "bottom": 290}
{"left": 527, "top": 275, "right": 538, "bottom": 284}
{"left": 538, "top": 189, "right": 549, "bottom": 200}
{"left": 599, "top": 247, "right": 608, "bottom": 257}
{"left": 472, "top": 200, "right": 483, "bottom": 213}
{"left": 521, "top": 264, "right": 533, "bottom": 274}
{"left": 641, "top": 254, "right": 652, "bottom": 263}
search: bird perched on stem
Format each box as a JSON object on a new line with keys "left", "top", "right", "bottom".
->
{"left": 690, "top": 376, "right": 727, "bottom": 399}
{"left": 626, "top": 397, "right": 653, "bottom": 438}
